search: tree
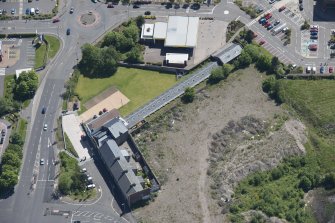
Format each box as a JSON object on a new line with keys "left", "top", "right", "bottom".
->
{"left": 222, "top": 63, "right": 234, "bottom": 76}
{"left": 10, "top": 132, "right": 24, "bottom": 146}
{"left": 245, "top": 30, "right": 255, "bottom": 43}
{"left": 243, "top": 44, "right": 261, "bottom": 62}
{"left": 323, "top": 173, "right": 335, "bottom": 190}
{"left": 271, "top": 56, "right": 280, "bottom": 71}
{"left": 237, "top": 51, "right": 252, "bottom": 68}
{"left": 0, "top": 98, "right": 14, "bottom": 117}
{"left": 135, "top": 16, "right": 145, "bottom": 28}
{"left": 299, "top": 176, "right": 312, "bottom": 192}
{"left": 0, "top": 169, "right": 18, "bottom": 190}
{"left": 71, "top": 173, "right": 86, "bottom": 192}
{"left": 13, "top": 71, "right": 38, "bottom": 101}
{"left": 58, "top": 173, "right": 73, "bottom": 195}
{"left": 300, "top": 20, "right": 310, "bottom": 30}
{"left": 208, "top": 67, "right": 224, "bottom": 84}
{"left": 6, "top": 144, "right": 23, "bottom": 159}
{"left": 122, "top": 23, "right": 140, "bottom": 44}
{"left": 256, "top": 55, "right": 272, "bottom": 72}
{"left": 125, "top": 44, "right": 143, "bottom": 63}
{"left": 182, "top": 87, "right": 195, "bottom": 103}
{"left": 1, "top": 150, "right": 21, "bottom": 169}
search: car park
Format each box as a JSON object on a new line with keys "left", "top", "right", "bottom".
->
{"left": 279, "top": 6, "right": 286, "bottom": 12}
{"left": 329, "top": 67, "right": 334, "bottom": 73}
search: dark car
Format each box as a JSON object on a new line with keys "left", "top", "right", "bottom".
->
{"left": 42, "top": 107, "right": 46, "bottom": 114}
{"left": 26, "top": 8, "right": 30, "bottom": 15}
{"left": 299, "top": 0, "right": 303, "bottom": 3}
{"left": 107, "top": 3, "right": 114, "bottom": 8}
{"left": 0, "top": 137, "right": 4, "bottom": 144}
{"left": 66, "top": 28, "right": 71, "bottom": 35}
{"left": 190, "top": 3, "right": 200, "bottom": 10}
{"left": 133, "top": 4, "right": 140, "bottom": 8}
{"left": 52, "top": 18, "right": 60, "bottom": 23}
{"left": 311, "top": 32, "right": 318, "bottom": 36}
{"left": 299, "top": 3, "right": 303, "bottom": 10}
{"left": 144, "top": 11, "right": 151, "bottom": 15}
{"left": 1, "top": 129, "right": 5, "bottom": 137}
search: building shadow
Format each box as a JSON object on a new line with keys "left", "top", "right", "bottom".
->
{"left": 313, "top": 0, "right": 335, "bottom": 21}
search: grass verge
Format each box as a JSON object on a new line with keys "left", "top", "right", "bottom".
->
{"left": 76, "top": 67, "right": 177, "bottom": 116}
{"left": 16, "top": 118, "right": 27, "bottom": 141}
{"left": 64, "top": 132, "right": 79, "bottom": 158}
{"left": 44, "top": 35, "right": 60, "bottom": 59}
{"left": 35, "top": 35, "right": 60, "bottom": 68}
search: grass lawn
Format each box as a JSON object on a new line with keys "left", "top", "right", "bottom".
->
{"left": 76, "top": 67, "right": 177, "bottom": 116}
{"left": 35, "top": 35, "right": 60, "bottom": 68}
{"left": 64, "top": 132, "right": 79, "bottom": 158}
{"left": 4, "top": 74, "right": 15, "bottom": 99}
{"left": 16, "top": 118, "right": 27, "bottom": 140}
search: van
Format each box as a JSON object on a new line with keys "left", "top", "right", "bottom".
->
{"left": 30, "top": 7, "right": 35, "bottom": 15}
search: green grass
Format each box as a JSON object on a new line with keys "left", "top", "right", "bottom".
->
{"left": 16, "top": 118, "right": 27, "bottom": 141}
{"left": 70, "top": 187, "right": 96, "bottom": 201}
{"left": 4, "top": 74, "right": 15, "bottom": 99}
{"left": 64, "top": 132, "right": 79, "bottom": 158}
{"left": 76, "top": 67, "right": 177, "bottom": 116}
{"left": 35, "top": 43, "right": 47, "bottom": 68}
{"left": 34, "top": 35, "right": 60, "bottom": 68}
{"left": 277, "top": 79, "right": 335, "bottom": 134}
{"left": 44, "top": 35, "right": 60, "bottom": 59}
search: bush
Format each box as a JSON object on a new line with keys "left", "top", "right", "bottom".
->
{"left": 7, "top": 33, "right": 37, "bottom": 38}
{"left": 298, "top": 176, "right": 312, "bottom": 192}
{"left": 323, "top": 173, "right": 335, "bottom": 190}
{"left": 181, "top": 87, "right": 195, "bottom": 103}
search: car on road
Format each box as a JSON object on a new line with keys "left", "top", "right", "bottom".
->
{"left": 329, "top": 66, "right": 333, "bottom": 73}
{"left": 52, "top": 18, "right": 60, "bottom": 23}
{"left": 43, "top": 124, "right": 47, "bottom": 131}
{"left": 70, "top": 7, "right": 74, "bottom": 13}
{"left": 40, "top": 159, "right": 45, "bottom": 165}
{"left": 320, "top": 66, "right": 325, "bottom": 74}
{"left": 107, "top": 3, "right": 114, "bottom": 8}
{"left": 274, "top": 20, "right": 280, "bottom": 26}
{"left": 11, "top": 8, "right": 16, "bottom": 15}
{"left": 299, "top": 3, "right": 303, "bottom": 10}
{"left": 66, "top": 28, "right": 71, "bottom": 35}
{"left": 279, "top": 6, "right": 286, "bottom": 12}
{"left": 259, "top": 40, "right": 266, "bottom": 45}
{"left": 42, "top": 107, "right": 46, "bottom": 114}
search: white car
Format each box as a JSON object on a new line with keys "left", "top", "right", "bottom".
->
{"left": 40, "top": 159, "right": 45, "bottom": 165}
{"left": 43, "top": 124, "right": 47, "bottom": 131}
{"left": 35, "top": 8, "right": 40, "bottom": 14}
{"left": 87, "top": 184, "right": 96, "bottom": 189}
{"left": 0, "top": 9, "right": 3, "bottom": 15}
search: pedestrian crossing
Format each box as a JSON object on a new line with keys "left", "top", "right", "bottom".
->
{"left": 0, "top": 38, "right": 17, "bottom": 42}
{"left": 0, "top": 68, "right": 5, "bottom": 76}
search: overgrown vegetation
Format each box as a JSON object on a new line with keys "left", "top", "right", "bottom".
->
{"left": 79, "top": 17, "right": 144, "bottom": 77}
{"left": 226, "top": 20, "right": 245, "bottom": 42}
{"left": 181, "top": 87, "right": 195, "bottom": 103}
{"left": 229, "top": 79, "right": 335, "bottom": 222}
{"left": 62, "top": 69, "right": 80, "bottom": 102}
{"left": 234, "top": 0, "right": 260, "bottom": 19}
{"left": 301, "top": 20, "right": 310, "bottom": 30}
{"left": 58, "top": 152, "right": 88, "bottom": 196}
{"left": 64, "top": 133, "right": 79, "bottom": 158}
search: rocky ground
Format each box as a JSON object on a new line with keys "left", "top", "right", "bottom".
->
{"left": 132, "top": 67, "right": 306, "bottom": 223}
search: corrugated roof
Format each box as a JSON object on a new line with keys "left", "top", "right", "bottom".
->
{"left": 212, "top": 43, "right": 243, "bottom": 64}
{"left": 99, "top": 140, "right": 143, "bottom": 197}
{"left": 153, "top": 22, "right": 167, "bottom": 39}
{"left": 165, "top": 16, "right": 199, "bottom": 48}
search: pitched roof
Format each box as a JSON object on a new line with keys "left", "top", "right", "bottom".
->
{"left": 99, "top": 140, "right": 143, "bottom": 197}
{"left": 212, "top": 43, "right": 243, "bottom": 64}
{"left": 87, "top": 109, "right": 120, "bottom": 132}
{"left": 104, "top": 118, "right": 128, "bottom": 140}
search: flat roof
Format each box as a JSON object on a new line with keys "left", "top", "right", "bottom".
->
{"left": 165, "top": 53, "right": 188, "bottom": 64}
{"left": 165, "top": 16, "right": 199, "bottom": 48}
{"left": 141, "top": 24, "right": 154, "bottom": 39}
{"left": 153, "top": 22, "right": 167, "bottom": 40}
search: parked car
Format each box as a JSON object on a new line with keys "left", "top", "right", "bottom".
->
{"left": 267, "top": 25, "right": 274, "bottom": 30}
{"left": 256, "top": 7, "right": 263, "bottom": 13}
{"left": 107, "top": 3, "right": 114, "bottom": 8}
{"left": 42, "top": 107, "right": 46, "bottom": 114}
{"left": 11, "top": 8, "right": 16, "bottom": 15}
{"left": 87, "top": 184, "right": 96, "bottom": 189}
{"left": 259, "top": 40, "right": 266, "bottom": 45}
{"left": 309, "top": 44, "right": 317, "bottom": 50}
{"left": 0, "top": 137, "right": 4, "bottom": 144}
{"left": 311, "top": 32, "right": 318, "bottom": 36}
{"left": 264, "top": 22, "right": 271, "bottom": 28}
{"left": 265, "top": 13, "right": 272, "bottom": 20}
{"left": 52, "top": 18, "right": 60, "bottom": 23}
{"left": 320, "top": 66, "right": 325, "bottom": 74}
{"left": 1, "top": 129, "right": 5, "bottom": 137}
{"left": 274, "top": 20, "right": 280, "bottom": 26}
{"left": 0, "top": 9, "right": 2, "bottom": 15}
{"left": 311, "top": 25, "right": 319, "bottom": 29}
{"left": 269, "top": 0, "right": 276, "bottom": 4}
{"left": 310, "top": 35, "right": 318, "bottom": 40}
{"left": 70, "top": 7, "right": 74, "bottom": 13}
{"left": 133, "top": 4, "right": 140, "bottom": 8}
{"left": 25, "top": 8, "right": 30, "bottom": 15}
{"left": 40, "top": 159, "right": 45, "bottom": 165}
{"left": 329, "top": 66, "right": 333, "bottom": 73}
{"left": 35, "top": 8, "right": 40, "bottom": 14}
{"left": 279, "top": 6, "right": 286, "bottom": 12}
{"left": 66, "top": 28, "right": 71, "bottom": 35}
{"left": 144, "top": 11, "right": 151, "bottom": 15}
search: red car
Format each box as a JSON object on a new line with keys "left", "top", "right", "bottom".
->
{"left": 309, "top": 44, "right": 318, "bottom": 51}
{"left": 265, "top": 13, "right": 272, "bottom": 20}
{"left": 259, "top": 40, "right": 266, "bottom": 45}
{"left": 279, "top": 6, "right": 286, "bottom": 12}
{"left": 52, "top": 18, "right": 60, "bottom": 23}
{"left": 329, "top": 66, "right": 334, "bottom": 73}
{"left": 265, "top": 22, "right": 271, "bottom": 28}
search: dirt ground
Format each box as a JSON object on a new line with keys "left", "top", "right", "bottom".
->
{"left": 132, "top": 66, "right": 304, "bottom": 222}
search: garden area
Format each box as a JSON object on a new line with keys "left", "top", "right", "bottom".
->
{"left": 76, "top": 67, "right": 177, "bottom": 116}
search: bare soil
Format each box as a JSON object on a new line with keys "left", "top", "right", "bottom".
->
{"left": 132, "top": 67, "right": 303, "bottom": 223}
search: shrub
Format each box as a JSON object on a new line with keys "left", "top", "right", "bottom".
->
{"left": 181, "top": 87, "right": 195, "bottom": 103}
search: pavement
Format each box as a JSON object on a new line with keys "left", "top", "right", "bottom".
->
{"left": 62, "top": 113, "right": 90, "bottom": 159}
{"left": 0, "top": 119, "right": 11, "bottom": 159}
